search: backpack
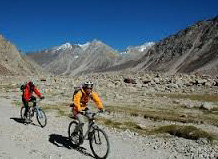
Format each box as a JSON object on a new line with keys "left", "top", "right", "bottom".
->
{"left": 73, "top": 86, "right": 82, "bottom": 99}
{"left": 70, "top": 86, "right": 82, "bottom": 108}
{"left": 20, "top": 83, "right": 27, "bottom": 92}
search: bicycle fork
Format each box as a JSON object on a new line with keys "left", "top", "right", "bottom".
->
{"left": 35, "top": 107, "right": 43, "bottom": 118}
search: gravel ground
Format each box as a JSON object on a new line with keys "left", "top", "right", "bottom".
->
{"left": 0, "top": 97, "right": 218, "bottom": 159}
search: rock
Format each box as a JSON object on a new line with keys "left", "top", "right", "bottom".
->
{"left": 40, "top": 77, "right": 46, "bottom": 82}
{"left": 180, "top": 114, "right": 188, "bottom": 118}
{"left": 143, "top": 80, "right": 151, "bottom": 84}
{"left": 196, "top": 138, "right": 209, "bottom": 145}
{"left": 196, "top": 79, "right": 207, "bottom": 85}
{"left": 150, "top": 81, "right": 156, "bottom": 86}
{"left": 153, "top": 78, "right": 160, "bottom": 84}
{"left": 184, "top": 102, "right": 195, "bottom": 109}
{"left": 136, "top": 124, "right": 147, "bottom": 130}
{"left": 167, "top": 83, "right": 179, "bottom": 89}
{"left": 106, "top": 83, "right": 115, "bottom": 88}
{"left": 135, "top": 83, "right": 142, "bottom": 88}
{"left": 142, "top": 84, "right": 149, "bottom": 87}
{"left": 200, "top": 102, "right": 214, "bottom": 110}
{"left": 142, "top": 92, "right": 147, "bottom": 96}
{"left": 124, "top": 78, "right": 137, "bottom": 84}
{"left": 172, "top": 99, "right": 180, "bottom": 104}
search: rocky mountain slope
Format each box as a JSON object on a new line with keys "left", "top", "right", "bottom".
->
{"left": 0, "top": 34, "right": 43, "bottom": 75}
{"left": 103, "top": 17, "right": 218, "bottom": 75}
{"left": 132, "top": 17, "right": 218, "bottom": 74}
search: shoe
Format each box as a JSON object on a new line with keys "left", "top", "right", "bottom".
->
{"left": 24, "top": 118, "right": 32, "bottom": 123}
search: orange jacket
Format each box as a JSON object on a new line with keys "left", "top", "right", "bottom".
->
{"left": 73, "top": 89, "right": 103, "bottom": 112}
{"left": 23, "top": 84, "right": 42, "bottom": 102}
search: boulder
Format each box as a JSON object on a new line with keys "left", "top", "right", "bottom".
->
{"left": 200, "top": 102, "right": 214, "bottom": 110}
{"left": 40, "top": 77, "right": 47, "bottom": 82}
{"left": 124, "top": 78, "right": 137, "bottom": 84}
{"left": 153, "top": 78, "right": 160, "bottom": 84}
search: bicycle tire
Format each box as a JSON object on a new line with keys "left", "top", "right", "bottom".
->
{"left": 36, "top": 109, "right": 47, "bottom": 127}
{"left": 68, "top": 120, "right": 83, "bottom": 145}
{"left": 68, "top": 120, "right": 78, "bottom": 138}
{"left": 89, "top": 128, "right": 110, "bottom": 159}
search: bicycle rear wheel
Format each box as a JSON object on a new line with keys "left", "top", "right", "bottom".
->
{"left": 89, "top": 128, "right": 110, "bottom": 159}
{"left": 20, "top": 106, "right": 32, "bottom": 123}
{"left": 36, "top": 108, "right": 47, "bottom": 127}
{"left": 20, "top": 106, "right": 25, "bottom": 119}
{"left": 68, "top": 121, "right": 83, "bottom": 145}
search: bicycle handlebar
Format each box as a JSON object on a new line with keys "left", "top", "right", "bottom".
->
{"left": 35, "top": 98, "right": 44, "bottom": 102}
{"left": 91, "top": 110, "right": 105, "bottom": 118}
{"left": 80, "top": 110, "right": 104, "bottom": 117}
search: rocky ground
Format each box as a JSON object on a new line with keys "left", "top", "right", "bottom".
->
{"left": 0, "top": 72, "right": 218, "bottom": 158}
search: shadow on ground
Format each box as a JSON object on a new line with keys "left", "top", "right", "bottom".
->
{"left": 10, "top": 117, "right": 26, "bottom": 124}
{"left": 10, "top": 117, "right": 40, "bottom": 127}
{"left": 49, "top": 134, "right": 94, "bottom": 158}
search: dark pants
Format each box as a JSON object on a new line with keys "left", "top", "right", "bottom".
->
{"left": 22, "top": 96, "right": 36, "bottom": 117}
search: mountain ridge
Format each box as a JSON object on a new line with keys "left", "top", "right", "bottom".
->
{"left": 26, "top": 16, "right": 218, "bottom": 75}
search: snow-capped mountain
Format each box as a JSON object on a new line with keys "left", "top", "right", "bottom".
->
{"left": 27, "top": 40, "right": 120, "bottom": 75}
{"left": 121, "top": 42, "right": 155, "bottom": 55}
{"left": 120, "top": 42, "right": 155, "bottom": 56}
{"left": 134, "top": 42, "right": 155, "bottom": 52}
{"left": 78, "top": 42, "right": 91, "bottom": 51}
{"left": 26, "top": 40, "right": 155, "bottom": 75}
{"left": 53, "top": 42, "right": 73, "bottom": 51}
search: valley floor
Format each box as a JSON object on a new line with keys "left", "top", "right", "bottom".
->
{"left": 0, "top": 73, "right": 218, "bottom": 158}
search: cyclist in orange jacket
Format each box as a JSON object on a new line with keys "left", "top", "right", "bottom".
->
{"left": 71, "top": 81, "right": 104, "bottom": 129}
{"left": 22, "top": 81, "right": 44, "bottom": 122}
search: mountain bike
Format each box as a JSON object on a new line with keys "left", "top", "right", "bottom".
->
{"left": 68, "top": 111, "right": 110, "bottom": 159}
{"left": 20, "top": 98, "right": 47, "bottom": 127}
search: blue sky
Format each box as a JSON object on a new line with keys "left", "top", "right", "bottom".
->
{"left": 0, "top": 0, "right": 217, "bottom": 53}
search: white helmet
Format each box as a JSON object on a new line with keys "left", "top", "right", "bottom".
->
{"left": 83, "top": 81, "right": 94, "bottom": 89}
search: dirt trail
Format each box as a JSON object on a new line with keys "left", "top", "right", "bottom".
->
{"left": 0, "top": 97, "right": 173, "bottom": 159}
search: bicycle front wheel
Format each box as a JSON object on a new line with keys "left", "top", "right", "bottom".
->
{"left": 89, "top": 128, "right": 110, "bottom": 159}
{"left": 36, "top": 109, "right": 47, "bottom": 127}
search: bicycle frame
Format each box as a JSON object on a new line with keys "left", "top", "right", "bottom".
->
{"left": 84, "top": 120, "right": 97, "bottom": 139}
{"left": 28, "top": 99, "right": 42, "bottom": 117}
{"left": 77, "top": 112, "right": 100, "bottom": 142}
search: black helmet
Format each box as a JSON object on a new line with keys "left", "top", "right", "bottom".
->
{"left": 28, "top": 81, "right": 35, "bottom": 89}
{"left": 83, "top": 81, "right": 94, "bottom": 89}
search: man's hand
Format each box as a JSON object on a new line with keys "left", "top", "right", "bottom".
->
{"left": 70, "top": 104, "right": 74, "bottom": 107}
{"left": 70, "top": 107, "right": 74, "bottom": 113}
{"left": 78, "top": 109, "right": 85, "bottom": 115}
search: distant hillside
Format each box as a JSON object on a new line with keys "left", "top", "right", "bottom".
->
{"left": 0, "top": 34, "right": 43, "bottom": 75}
